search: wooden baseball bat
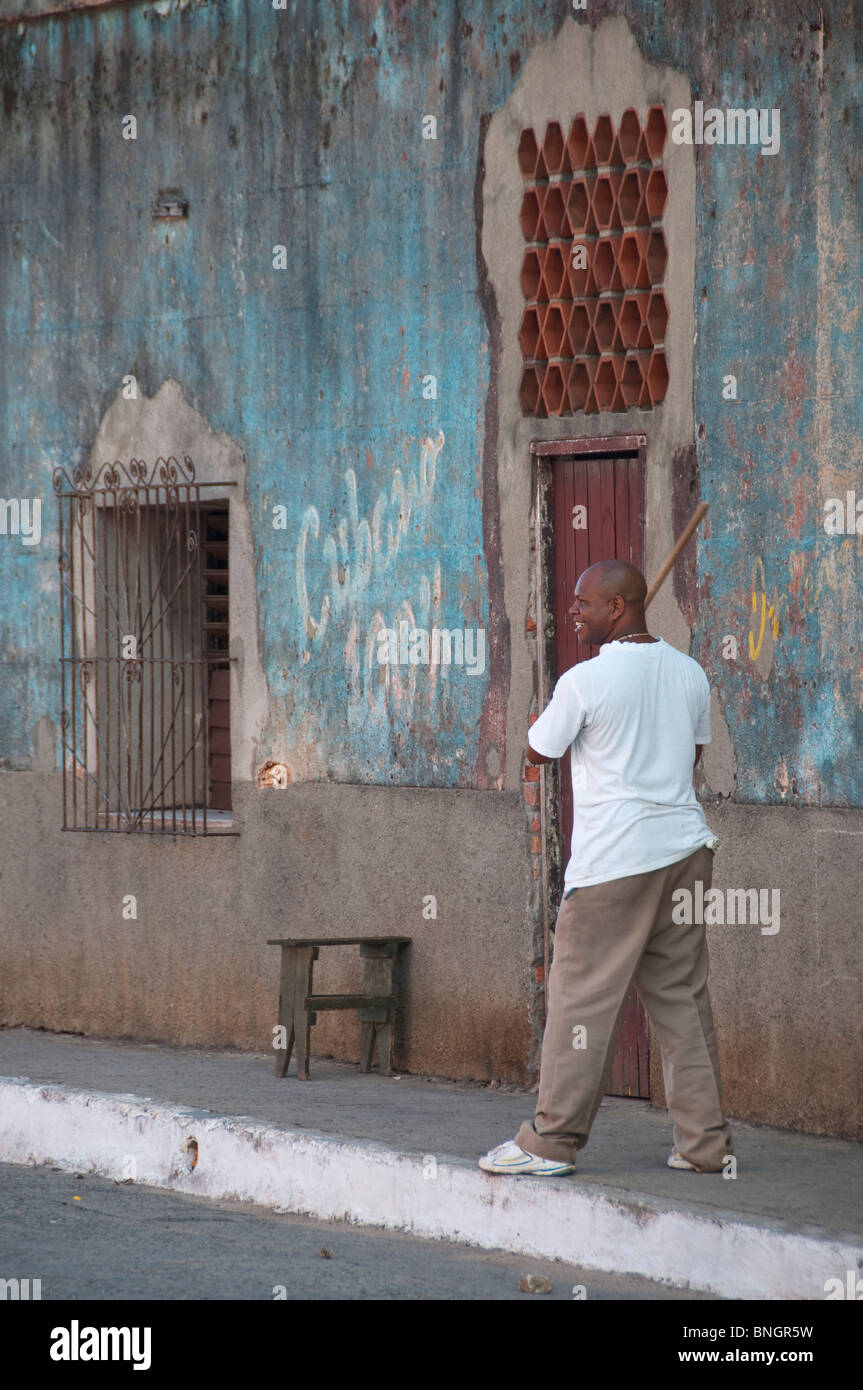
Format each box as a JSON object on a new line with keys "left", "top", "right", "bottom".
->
{"left": 644, "top": 502, "right": 709, "bottom": 609}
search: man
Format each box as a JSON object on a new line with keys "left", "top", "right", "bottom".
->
{"left": 479, "top": 560, "right": 733, "bottom": 1177}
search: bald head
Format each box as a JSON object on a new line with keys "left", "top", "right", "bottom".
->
{"left": 583, "top": 560, "right": 647, "bottom": 606}
{"left": 570, "top": 560, "right": 651, "bottom": 647}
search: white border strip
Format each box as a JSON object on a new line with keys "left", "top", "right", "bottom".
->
{"left": 1, "top": 1079, "right": 857, "bottom": 1299}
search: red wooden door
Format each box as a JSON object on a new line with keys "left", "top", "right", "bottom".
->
{"left": 550, "top": 450, "right": 649, "bottom": 1098}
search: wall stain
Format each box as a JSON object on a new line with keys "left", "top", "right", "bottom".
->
{"left": 471, "top": 109, "right": 510, "bottom": 791}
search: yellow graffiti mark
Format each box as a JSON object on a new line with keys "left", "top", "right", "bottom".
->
{"left": 745, "top": 546, "right": 849, "bottom": 673}
{"left": 747, "top": 557, "right": 780, "bottom": 664}
{"left": 747, "top": 547, "right": 845, "bottom": 663}
{"left": 748, "top": 591, "right": 779, "bottom": 660}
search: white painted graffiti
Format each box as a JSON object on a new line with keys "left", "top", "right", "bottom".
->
{"left": 347, "top": 561, "right": 456, "bottom": 721}
{"left": 296, "top": 430, "right": 445, "bottom": 647}
{"left": 295, "top": 431, "right": 476, "bottom": 723}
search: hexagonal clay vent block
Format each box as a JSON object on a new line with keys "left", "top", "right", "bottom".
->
{"left": 568, "top": 358, "right": 595, "bottom": 413}
{"left": 646, "top": 289, "right": 669, "bottom": 343}
{"left": 617, "top": 169, "right": 646, "bottom": 227}
{"left": 618, "top": 108, "right": 646, "bottom": 164}
{"left": 593, "top": 356, "right": 618, "bottom": 410}
{"left": 593, "top": 237, "right": 621, "bottom": 293}
{"left": 540, "top": 301, "right": 572, "bottom": 358}
{"left": 542, "top": 120, "right": 569, "bottom": 176}
{"left": 541, "top": 361, "right": 569, "bottom": 416}
{"left": 519, "top": 364, "right": 545, "bottom": 415}
{"left": 542, "top": 243, "right": 568, "bottom": 300}
{"left": 619, "top": 355, "right": 645, "bottom": 408}
{"left": 618, "top": 295, "right": 645, "bottom": 350}
{"left": 592, "top": 174, "right": 621, "bottom": 231}
{"left": 519, "top": 305, "right": 543, "bottom": 360}
{"left": 645, "top": 104, "right": 668, "bottom": 161}
{"left": 646, "top": 229, "right": 667, "bottom": 283}
{"left": 517, "top": 106, "right": 668, "bottom": 417}
{"left": 517, "top": 128, "right": 537, "bottom": 175}
{"left": 567, "top": 114, "right": 595, "bottom": 171}
{"left": 542, "top": 184, "right": 570, "bottom": 240}
{"left": 518, "top": 128, "right": 546, "bottom": 180}
{"left": 592, "top": 114, "right": 619, "bottom": 166}
{"left": 567, "top": 178, "right": 596, "bottom": 235}
{"left": 520, "top": 189, "right": 544, "bottom": 242}
{"left": 521, "top": 248, "right": 544, "bottom": 301}
{"left": 568, "top": 303, "right": 595, "bottom": 356}
{"left": 592, "top": 299, "right": 618, "bottom": 354}
{"left": 645, "top": 168, "right": 668, "bottom": 221}
{"left": 618, "top": 231, "right": 651, "bottom": 290}
{"left": 567, "top": 242, "right": 595, "bottom": 297}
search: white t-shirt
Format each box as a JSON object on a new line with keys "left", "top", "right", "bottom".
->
{"left": 528, "top": 638, "right": 715, "bottom": 889}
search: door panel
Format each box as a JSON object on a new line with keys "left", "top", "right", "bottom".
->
{"left": 550, "top": 451, "right": 648, "bottom": 1098}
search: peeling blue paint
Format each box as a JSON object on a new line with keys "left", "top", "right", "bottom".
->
{"left": 1, "top": 0, "right": 861, "bottom": 804}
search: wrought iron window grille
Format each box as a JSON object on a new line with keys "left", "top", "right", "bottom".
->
{"left": 54, "top": 455, "right": 236, "bottom": 835}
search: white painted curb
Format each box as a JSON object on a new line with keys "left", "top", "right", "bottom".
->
{"left": 0, "top": 1077, "right": 857, "bottom": 1299}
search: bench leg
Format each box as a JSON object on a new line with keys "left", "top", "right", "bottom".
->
{"left": 376, "top": 1020, "right": 395, "bottom": 1076}
{"left": 358, "top": 1015, "right": 393, "bottom": 1074}
{"left": 358, "top": 942, "right": 400, "bottom": 1075}
{"left": 275, "top": 946, "right": 316, "bottom": 1080}
{"left": 359, "top": 1022, "right": 376, "bottom": 1073}
{"left": 275, "top": 947, "right": 293, "bottom": 1077}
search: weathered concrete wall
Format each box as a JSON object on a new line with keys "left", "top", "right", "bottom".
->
{"left": 1, "top": 0, "right": 861, "bottom": 1135}
{"left": 3, "top": 2, "right": 859, "bottom": 798}
{"left": 649, "top": 804, "right": 862, "bottom": 1141}
{"left": 0, "top": 776, "right": 535, "bottom": 1081}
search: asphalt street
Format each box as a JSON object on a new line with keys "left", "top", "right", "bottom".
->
{"left": 0, "top": 1161, "right": 715, "bottom": 1302}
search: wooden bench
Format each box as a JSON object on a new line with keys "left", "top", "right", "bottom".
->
{"left": 267, "top": 936, "right": 411, "bottom": 1080}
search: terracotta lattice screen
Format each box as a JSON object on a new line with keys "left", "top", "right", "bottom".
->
{"left": 518, "top": 107, "right": 669, "bottom": 417}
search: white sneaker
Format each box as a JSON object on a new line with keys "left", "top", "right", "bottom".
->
{"left": 478, "top": 1139, "right": 575, "bottom": 1176}
{"left": 667, "top": 1148, "right": 700, "bottom": 1171}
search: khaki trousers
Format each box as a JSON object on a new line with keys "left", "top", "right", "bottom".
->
{"left": 515, "top": 846, "right": 733, "bottom": 1171}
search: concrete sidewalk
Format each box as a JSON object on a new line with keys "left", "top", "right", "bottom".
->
{"left": 1, "top": 1027, "right": 861, "bottom": 1300}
